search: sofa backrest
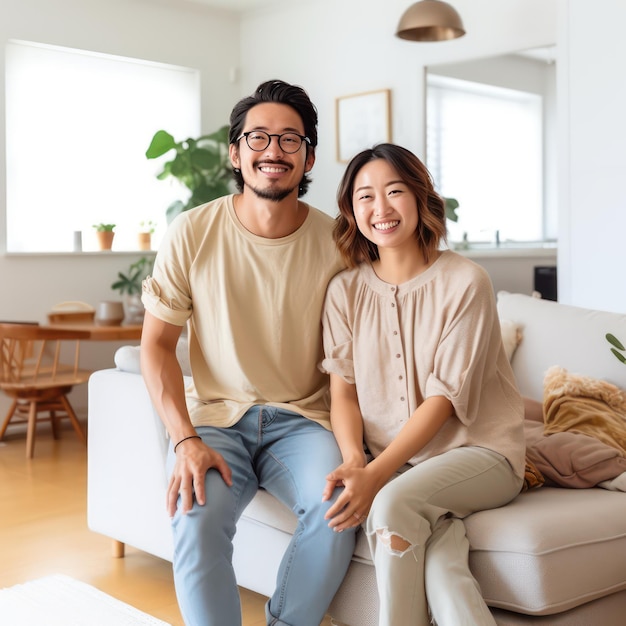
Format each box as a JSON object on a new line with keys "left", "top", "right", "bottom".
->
{"left": 497, "top": 292, "right": 626, "bottom": 401}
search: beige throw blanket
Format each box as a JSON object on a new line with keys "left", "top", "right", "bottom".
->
{"left": 543, "top": 366, "right": 626, "bottom": 454}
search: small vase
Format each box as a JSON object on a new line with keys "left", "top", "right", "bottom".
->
{"left": 123, "top": 294, "right": 145, "bottom": 323}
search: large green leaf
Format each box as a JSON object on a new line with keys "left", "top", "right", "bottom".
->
{"left": 190, "top": 148, "right": 220, "bottom": 170}
{"left": 190, "top": 181, "right": 231, "bottom": 206}
{"left": 169, "top": 153, "right": 193, "bottom": 178}
{"left": 145, "top": 130, "right": 177, "bottom": 159}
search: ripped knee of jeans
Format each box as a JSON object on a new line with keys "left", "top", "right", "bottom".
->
{"left": 376, "top": 527, "right": 415, "bottom": 557}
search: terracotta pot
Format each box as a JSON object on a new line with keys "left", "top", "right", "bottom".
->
{"left": 96, "top": 231, "right": 115, "bottom": 250}
{"left": 137, "top": 232, "right": 152, "bottom": 251}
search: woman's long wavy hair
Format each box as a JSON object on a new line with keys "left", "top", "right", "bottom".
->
{"left": 334, "top": 143, "right": 447, "bottom": 268}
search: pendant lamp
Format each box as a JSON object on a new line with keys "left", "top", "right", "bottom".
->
{"left": 396, "top": 0, "right": 466, "bottom": 42}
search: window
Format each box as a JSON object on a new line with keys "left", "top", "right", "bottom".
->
{"left": 5, "top": 40, "right": 201, "bottom": 253}
{"left": 427, "top": 75, "right": 544, "bottom": 244}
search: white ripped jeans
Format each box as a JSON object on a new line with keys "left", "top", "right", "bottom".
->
{"left": 365, "top": 446, "right": 522, "bottom": 626}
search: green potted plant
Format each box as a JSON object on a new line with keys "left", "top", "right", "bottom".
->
{"left": 93, "top": 223, "right": 116, "bottom": 250}
{"left": 145, "top": 125, "right": 232, "bottom": 223}
{"left": 111, "top": 256, "right": 153, "bottom": 322}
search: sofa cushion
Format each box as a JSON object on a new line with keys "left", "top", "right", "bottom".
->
{"left": 525, "top": 420, "right": 626, "bottom": 488}
{"left": 496, "top": 292, "right": 626, "bottom": 401}
{"left": 542, "top": 366, "right": 626, "bottom": 453}
{"left": 466, "top": 486, "right": 626, "bottom": 614}
{"left": 244, "top": 485, "right": 626, "bottom": 615}
{"left": 114, "top": 335, "right": 191, "bottom": 377}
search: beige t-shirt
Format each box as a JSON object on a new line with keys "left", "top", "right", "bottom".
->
{"left": 142, "top": 195, "right": 344, "bottom": 429}
{"left": 321, "top": 251, "right": 526, "bottom": 479}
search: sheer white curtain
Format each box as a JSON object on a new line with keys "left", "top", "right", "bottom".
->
{"left": 5, "top": 40, "right": 201, "bottom": 252}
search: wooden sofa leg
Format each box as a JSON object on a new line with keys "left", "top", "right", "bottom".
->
{"left": 112, "top": 540, "right": 125, "bottom": 558}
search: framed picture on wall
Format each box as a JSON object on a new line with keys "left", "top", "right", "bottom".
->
{"left": 336, "top": 89, "right": 391, "bottom": 163}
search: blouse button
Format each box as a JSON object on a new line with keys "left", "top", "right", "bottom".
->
{"left": 393, "top": 331, "right": 398, "bottom": 335}
{"left": 400, "top": 396, "right": 405, "bottom": 402}
{"left": 396, "top": 354, "right": 401, "bottom": 358}
{"left": 399, "top": 375, "right": 403, "bottom": 380}
{"left": 391, "top": 303, "right": 395, "bottom": 308}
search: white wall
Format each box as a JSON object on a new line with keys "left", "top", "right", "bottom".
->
{"left": 558, "top": 0, "right": 626, "bottom": 313}
{"left": 240, "top": 0, "right": 558, "bottom": 218}
{"left": 0, "top": 0, "right": 240, "bottom": 416}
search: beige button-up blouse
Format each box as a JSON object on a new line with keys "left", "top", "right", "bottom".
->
{"left": 320, "top": 250, "right": 525, "bottom": 479}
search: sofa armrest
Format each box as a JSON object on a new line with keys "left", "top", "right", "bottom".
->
{"left": 87, "top": 368, "right": 173, "bottom": 561}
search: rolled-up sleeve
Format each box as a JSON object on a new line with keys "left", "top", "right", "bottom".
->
{"left": 141, "top": 215, "right": 194, "bottom": 327}
{"left": 320, "top": 276, "right": 355, "bottom": 384}
{"left": 142, "top": 275, "right": 191, "bottom": 327}
{"left": 320, "top": 341, "right": 355, "bottom": 383}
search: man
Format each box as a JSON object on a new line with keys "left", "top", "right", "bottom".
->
{"left": 140, "top": 80, "right": 355, "bottom": 626}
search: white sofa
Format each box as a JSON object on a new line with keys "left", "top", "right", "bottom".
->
{"left": 87, "top": 292, "right": 626, "bottom": 625}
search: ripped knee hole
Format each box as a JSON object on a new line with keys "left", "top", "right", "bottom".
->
{"left": 376, "top": 528, "right": 413, "bottom": 555}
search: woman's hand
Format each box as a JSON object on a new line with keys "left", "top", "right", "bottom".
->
{"left": 324, "top": 464, "right": 382, "bottom": 532}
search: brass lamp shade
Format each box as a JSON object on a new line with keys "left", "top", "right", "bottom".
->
{"left": 396, "top": 0, "right": 466, "bottom": 42}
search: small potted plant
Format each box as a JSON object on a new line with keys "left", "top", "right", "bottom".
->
{"left": 93, "top": 223, "right": 116, "bottom": 250}
{"left": 138, "top": 220, "right": 156, "bottom": 251}
{"left": 111, "top": 256, "right": 153, "bottom": 322}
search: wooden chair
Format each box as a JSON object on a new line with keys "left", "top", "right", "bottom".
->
{"left": 0, "top": 323, "right": 92, "bottom": 458}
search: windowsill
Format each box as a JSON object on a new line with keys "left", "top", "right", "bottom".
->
{"left": 4, "top": 250, "right": 158, "bottom": 257}
{"left": 450, "top": 242, "right": 557, "bottom": 259}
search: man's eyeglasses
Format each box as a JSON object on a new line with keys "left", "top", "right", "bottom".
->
{"left": 236, "top": 131, "right": 311, "bottom": 154}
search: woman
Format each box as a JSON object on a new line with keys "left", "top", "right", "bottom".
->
{"left": 320, "top": 143, "right": 525, "bottom": 626}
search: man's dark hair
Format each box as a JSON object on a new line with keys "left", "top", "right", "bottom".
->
{"left": 229, "top": 79, "right": 318, "bottom": 196}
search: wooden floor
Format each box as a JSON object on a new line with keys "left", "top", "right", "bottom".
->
{"left": 0, "top": 422, "right": 280, "bottom": 626}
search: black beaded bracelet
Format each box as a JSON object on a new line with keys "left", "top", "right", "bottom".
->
{"left": 173, "top": 435, "right": 201, "bottom": 453}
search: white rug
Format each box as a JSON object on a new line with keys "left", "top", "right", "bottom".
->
{"left": 0, "top": 574, "right": 171, "bottom": 626}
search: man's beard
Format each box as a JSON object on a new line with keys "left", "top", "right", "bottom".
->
{"left": 246, "top": 181, "right": 298, "bottom": 202}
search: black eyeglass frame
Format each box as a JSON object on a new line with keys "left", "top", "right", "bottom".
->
{"left": 236, "top": 131, "right": 311, "bottom": 154}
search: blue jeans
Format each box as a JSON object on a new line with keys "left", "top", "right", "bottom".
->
{"left": 168, "top": 406, "right": 356, "bottom": 626}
